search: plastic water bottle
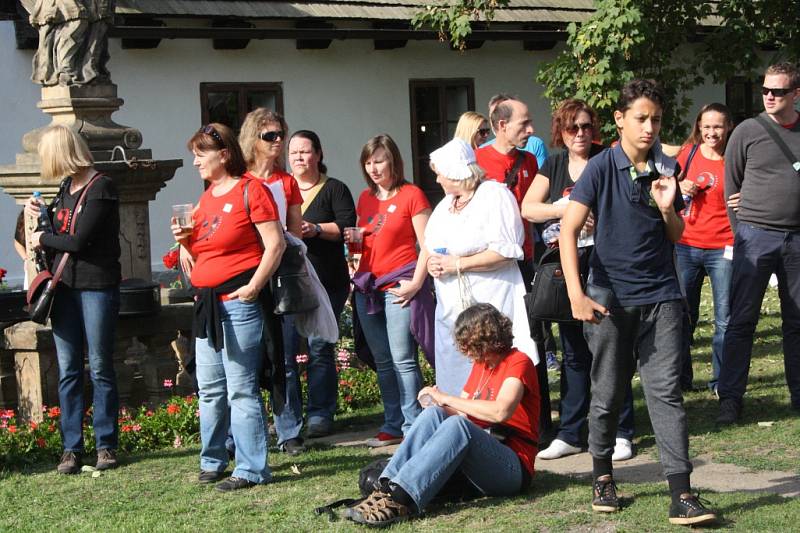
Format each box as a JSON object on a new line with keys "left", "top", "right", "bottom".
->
{"left": 32, "top": 192, "right": 53, "bottom": 233}
{"left": 681, "top": 194, "right": 693, "bottom": 218}
{"left": 542, "top": 223, "right": 561, "bottom": 247}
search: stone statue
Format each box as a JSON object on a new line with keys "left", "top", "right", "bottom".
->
{"left": 171, "top": 331, "right": 196, "bottom": 395}
{"left": 21, "top": 0, "right": 116, "bottom": 86}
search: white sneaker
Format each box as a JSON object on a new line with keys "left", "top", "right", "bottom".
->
{"left": 537, "top": 439, "right": 582, "bottom": 459}
{"left": 612, "top": 438, "right": 633, "bottom": 461}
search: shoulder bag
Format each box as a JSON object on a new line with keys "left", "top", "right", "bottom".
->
{"left": 243, "top": 180, "right": 319, "bottom": 315}
{"left": 26, "top": 173, "right": 102, "bottom": 324}
{"left": 525, "top": 246, "right": 581, "bottom": 324}
{"left": 754, "top": 114, "right": 800, "bottom": 175}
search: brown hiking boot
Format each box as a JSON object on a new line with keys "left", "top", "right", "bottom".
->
{"left": 96, "top": 449, "right": 119, "bottom": 470}
{"left": 57, "top": 451, "right": 82, "bottom": 474}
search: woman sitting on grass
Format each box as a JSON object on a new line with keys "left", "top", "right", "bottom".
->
{"left": 348, "top": 303, "right": 540, "bottom": 527}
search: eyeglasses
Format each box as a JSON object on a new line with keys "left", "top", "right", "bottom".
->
{"left": 200, "top": 125, "right": 224, "bottom": 145}
{"left": 565, "top": 123, "right": 594, "bottom": 135}
{"left": 477, "top": 128, "right": 491, "bottom": 137}
{"left": 762, "top": 86, "right": 796, "bottom": 97}
{"left": 259, "top": 130, "right": 286, "bottom": 142}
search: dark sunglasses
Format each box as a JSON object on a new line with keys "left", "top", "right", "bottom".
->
{"left": 259, "top": 130, "right": 286, "bottom": 142}
{"left": 762, "top": 86, "right": 795, "bottom": 97}
{"left": 200, "top": 125, "right": 224, "bottom": 145}
{"left": 477, "top": 128, "right": 491, "bottom": 136}
{"left": 565, "top": 123, "right": 594, "bottom": 135}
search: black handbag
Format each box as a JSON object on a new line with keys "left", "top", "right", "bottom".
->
{"left": 525, "top": 246, "right": 580, "bottom": 323}
{"left": 243, "top": 179, "right": 319, "bottom": 315}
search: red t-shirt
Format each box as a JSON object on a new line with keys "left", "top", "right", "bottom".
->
{"left": 356, "top": 183, "right": 430, "bottom": 282}
{"left": 475, "top": 146, "right": 536, "bottom": 259}
{"left": 676, "top": 144, "right": 734, "bottom": 249}
{"left": 463, "top": 349, "right": 540, "bottom": 477}
{"left": 267, "top": 169, "right": 303, "bottom": 207}
{"left": 190, "top": 178, "right": 279, "bottom": 288}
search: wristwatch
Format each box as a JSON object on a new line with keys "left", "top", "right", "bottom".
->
{"left": 314, "top": 223, "right": 323, "bottom": 236}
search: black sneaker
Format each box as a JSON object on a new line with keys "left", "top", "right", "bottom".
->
{"left": 95, "top": 449, "right": 118, "bottom": 470}
{"left": 57, "top": 451, "right": 82, "bottom": 475}
{"left": 198, "top": 470, "right": 227, "bottom": 483}
{"left": 716, "top": 398, "right": 741, "bottom": 425}
{"left": 669, "top": 493, "right": 717, "bottom": 525}
{"left": 592, "top": 475, "right": 619, "bottom": 512}
{"left": 282, "top": 437, "right": 306, "bottom": 456}
{"left": 216, "top": 476, "right": 257, "bottom": 492}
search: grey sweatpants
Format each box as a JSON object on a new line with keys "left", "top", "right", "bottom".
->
{"left": 584, "top": 299, "right": 692, "bottom": 477}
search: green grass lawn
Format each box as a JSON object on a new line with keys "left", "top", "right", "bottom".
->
{"left": 1, "top": 284, "right": 797, "bottom": 532}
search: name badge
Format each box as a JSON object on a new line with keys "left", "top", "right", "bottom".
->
{"left": 723, "top": 245, "right": 733, "bottom": 260}
{"left": 222, "top": 203, "right": 233, "bottom": 213}
{"left": 387, "top": 204, "right": 397, "bottom": 213}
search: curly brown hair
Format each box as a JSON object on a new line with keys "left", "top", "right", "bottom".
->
{"left": 454, "top": 303, "right": 514, "bottom": 365}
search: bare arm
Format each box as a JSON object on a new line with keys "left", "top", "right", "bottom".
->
{"left": 418, "top": 378, "right": 525, "bottom": 424}
{"left": 228, "top": 220, "right": 286, "bottom": 302}
{"left": 286, "top": 204, "right": 303, "bottom": 239}
{"left": 521, "top": 174, "right": 564, "bottom": 222}
{"left": 388, "top": 208, "right": 432, "bottom": 307}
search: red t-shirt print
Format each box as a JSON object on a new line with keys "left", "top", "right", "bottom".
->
{"left": 55, "top": 207, "right": 70, "bottom": 233}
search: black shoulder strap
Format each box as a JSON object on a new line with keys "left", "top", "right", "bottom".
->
{"left": 754, "top": 115, "right": 800, "bottom": 175}
{"left": 678, "top": 143, "right": 700, "bottom": 181}
{"left": 505, "top": 150, "right": 527, "bottom": 190}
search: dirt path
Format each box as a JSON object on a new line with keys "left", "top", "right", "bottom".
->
{"left": 312, "top": 429, "right": 800, "bottom": 498}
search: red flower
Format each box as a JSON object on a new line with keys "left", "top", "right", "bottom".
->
{"left": 167, "top": 404, "right": 181, "bottom": 415}
{"left": 162, "top": 248, "right": 179, "bottom": 270}
{"left": 29, "top": 421, "right": 38, "bottom": 430}
{"left": 0, "top": 268, "right": 7, "bottom": 281}
{"left": 47, "top": 424, "right": 56, "bottom": 432}
{"left": 121, "top": 424, "right": 133, "bottom": 433}
{"left": 145, "top": 410, "right": 154, "bottom": 417}
{"left": 36, "top": 437, "right": 46, "bottom": 448}
{"left": 7, "top": 425, "right": 17, "bottom": 433}
{"left": 47, "top": 406, "right": 61, "bottom": 418}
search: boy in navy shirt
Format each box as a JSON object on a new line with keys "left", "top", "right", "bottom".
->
{"left": 560, "top": 79, "right": 716, "bottom": 526}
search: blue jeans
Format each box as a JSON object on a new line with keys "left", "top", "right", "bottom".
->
{"left": 50, "top": 286, "right": 120, "bottom": 452}
{"left": 557, "top": 322, "right": 634, "bottom": 447}
{"left": 719, "top": 224, "right": 800, "bottom": 407}
{"left": 274, "top": 286, "right": 349, "bottom": 445}
{"left": 354, "top": 290, "right": 422, "bottom": 435}
{"left": 195, "top": 299, "right": 271, "bottom": 484}
{"left": 381, "top": 406, "right": 523, "bottom": 510}
{"left": 675, "top": 243, "right": 732, "bottom": 391}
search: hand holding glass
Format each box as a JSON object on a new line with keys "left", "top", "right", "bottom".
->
{"left": 172, "top": 204, "right": 194, "bottom": 230}
{"left": 344, "top": 227, "right": 364, "bottom": 255}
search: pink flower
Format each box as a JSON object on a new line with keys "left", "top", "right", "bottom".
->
{"left": 145, "top": 410, "right": 154, "bottom": 417}
{"left": 0, "top": 409, "right": 15, "bottom": 419}
{"left": 173, "top": 435, "right": 183, "bottom": 448}
{"left": 132, "top": 424, "right": 142, "bottom": 432}
{"left": 163, "top": 379, "right": 174, "bottom": 388}
{"left": 295, "top": 354, "right": 309, "bottom": 364}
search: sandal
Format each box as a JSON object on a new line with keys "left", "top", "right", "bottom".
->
{"left": 348, "top": 490, "right": 415, "bottom": 527}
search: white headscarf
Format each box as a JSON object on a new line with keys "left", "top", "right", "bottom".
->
{"left": 429, "top": 138, "right": 476, "bottom": 181}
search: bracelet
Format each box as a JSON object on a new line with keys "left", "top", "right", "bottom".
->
{"left": 455, "top": 257, "right": 462, "bottom": 276}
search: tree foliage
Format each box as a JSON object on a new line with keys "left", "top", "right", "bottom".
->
{"left": 413, "top": 0, "right": 799, "bottom": 143}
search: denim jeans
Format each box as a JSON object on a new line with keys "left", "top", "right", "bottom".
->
{"left": 381, "top": 406, "right": 523, "bottom": 510}
{"left": 50, "top": 285, "right": 120, "bottom": 452}
{"left": 354, "top": 290, "right": 423, "bottom": 435}
{"left": 719, "top": 224, "right": 800, "bottom": 407}
{"left": 585, "top": 300, "right": 692, "bottom": 477}
{"left": 274, "top": 286, "right": 349, "bottom": 445}
{"left": 557, "top": 322, "right": 635, "bottom": 447}
{"left": 675, "top": 243, "right": 732, "bottom": 391}
{"left": 195, "top": 299, "right": 271, "bottom": 484}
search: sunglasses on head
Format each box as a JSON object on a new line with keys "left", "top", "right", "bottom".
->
{"left": 259, "top": 130, "right": 286, "bottom": 142}
{"left": 762, "top": 86, "right": 795, "bottom": 97}
{"left": 477, "top": 128, "right": 491, "bottom": 136}
{"left": 201, "top": 125, "right": 224, "bottom": 145}
{"left": 565, "top": 123, "right": 593, "bottom": 135}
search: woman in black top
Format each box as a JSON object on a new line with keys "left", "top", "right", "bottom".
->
{"left": 272, "top": 130, "right": 355, "bottom": 447}
{"left": 25, "top": 125, "right": 121, "bottom": 474}
{"left": 521, "top": 99, "right": 636, "bottom": 461}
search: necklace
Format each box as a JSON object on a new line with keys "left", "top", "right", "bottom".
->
{"left": 451, "top": 192, "right": 474, "bottom": 213}
{"left": 297, "top": 175, "right": 321, "bottom": 191}
{"left": 472, "top": 364, "right": 496, "bottom": 400}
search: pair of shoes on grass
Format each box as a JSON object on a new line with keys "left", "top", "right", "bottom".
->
{"left": 57, "top": 449, "right": 118, "bottom": 474}
{"left": 537, "top": 438, "right": 633, "bottom": 461}
{"left": 592, "top": 475, "right": 716, "bottom": 526}
{"left": 365, "top": 432, "right": 403, "bottom": 448}
{"left": 198, "top": 470, "right": 258, "bottom": 492}
{"left": 347, "top": 490, "right": 416, "bottom": 527}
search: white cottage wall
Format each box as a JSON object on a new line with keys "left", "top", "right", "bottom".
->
{"left": 0, "top": 21, "right": 724, "bottom": 284}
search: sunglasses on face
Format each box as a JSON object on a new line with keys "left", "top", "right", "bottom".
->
{"left": 565, "top": 123, "right": 593, "bottom": 135}
{"left": 259, "top": 130, "right": 286, "bottom": 142}
{"left": 762, "top": 86, "right": 795, "bottom": 97}
{"left": 477, "top": 128, "right": 491, "bottom": 136}
{"left": 200, "top": 125, "right": 224, "bottom": 145}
